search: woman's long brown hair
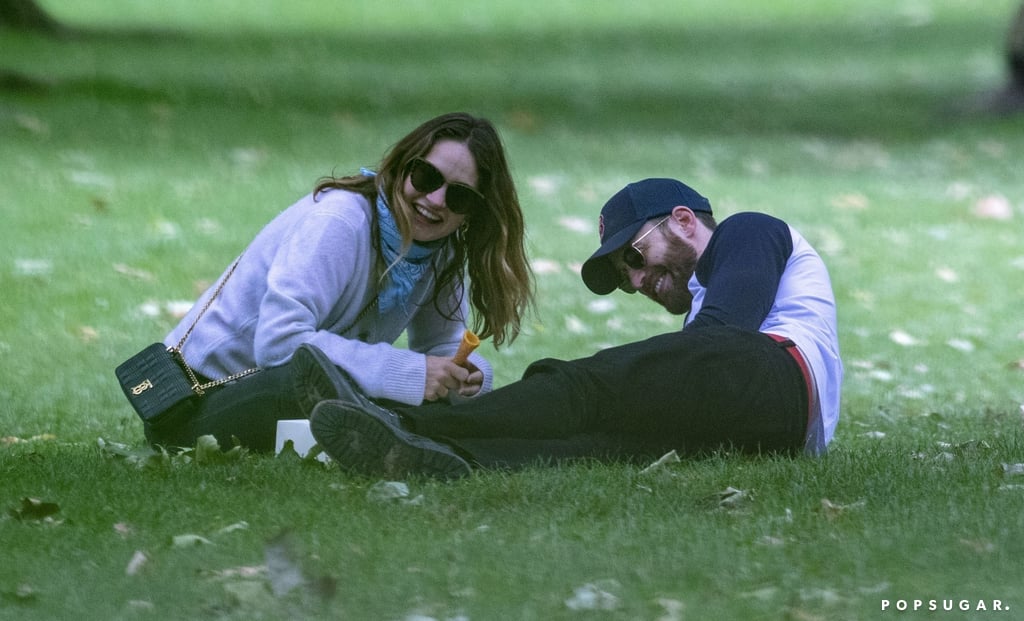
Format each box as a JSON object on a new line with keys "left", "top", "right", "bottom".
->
{"left": 314, "top": 112, "right": 534, "bottom": 347}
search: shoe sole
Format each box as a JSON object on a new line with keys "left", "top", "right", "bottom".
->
{"left": 310, "top": 400, "right": 471, "bottom": 480}
{"left": 292, "top": 344, "right": 344, "bottom": 418}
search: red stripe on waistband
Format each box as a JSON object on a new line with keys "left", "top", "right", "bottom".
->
{"left": 766, "top": 333, "right": 814, "bottom": 432}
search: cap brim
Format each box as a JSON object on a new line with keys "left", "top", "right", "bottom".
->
{"left": 580, "top": 222, "right": 644, "bottom": 295}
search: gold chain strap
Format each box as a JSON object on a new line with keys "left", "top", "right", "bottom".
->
{"left": 169, "top": 257, "right": 382, "bottom": 396}
{"left": 340, "top": 295, "right": 379, "bottom": 336}
{"left": 168, "top": 256, "right": 260, "bottom": 396}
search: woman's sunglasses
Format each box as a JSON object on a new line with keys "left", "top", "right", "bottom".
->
{"left": 621, "top": 215, "right": 671, "bottom": 270}
{"left": 406, "top": 158, "right": 486, "bottom": 216}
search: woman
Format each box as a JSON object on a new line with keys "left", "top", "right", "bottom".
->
{"left": 142, "top": 112, "right": 534, "bottom": 451}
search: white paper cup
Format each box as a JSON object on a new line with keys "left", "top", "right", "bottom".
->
{"left": 275, "top": 419, "right": 329, "bottom": 462}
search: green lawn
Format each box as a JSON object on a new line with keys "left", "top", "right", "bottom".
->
{"left": 2, "top": 1, "right": 1023, "bottom": 619}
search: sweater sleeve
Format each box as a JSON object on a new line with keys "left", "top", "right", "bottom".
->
{"left": 685, "top": 212, "right": 793, "bottom": 331}
{"left": 251, "top": 204, "right": 376, "bottom": 367}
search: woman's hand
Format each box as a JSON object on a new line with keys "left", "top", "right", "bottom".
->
{"left": 423, "top": 356, "right": 467, "bottom": 401}
{"left": 457, "top": 362, "right": 484, "bottom": 397}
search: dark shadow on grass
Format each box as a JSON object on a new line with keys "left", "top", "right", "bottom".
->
{"left": 2, "top": 15, "right": 1020, "bottom": 138}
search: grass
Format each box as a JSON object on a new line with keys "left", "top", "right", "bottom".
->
{"left": 2, "top": 0, "right": 1024, "bottom": 619}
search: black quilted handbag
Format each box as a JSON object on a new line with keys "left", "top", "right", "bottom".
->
{"left": 114, "top": 257, "right": 259, "bottom": 422}
{"left": 115, "top": 343, "right": 197, "bottom": 422}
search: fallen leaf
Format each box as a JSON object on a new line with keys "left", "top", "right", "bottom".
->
{"left": 946, "top": 440, "right": 992, "bottom": 454}
{"left": 820, "top": 498, "right": 866, "bottom": 521}
{"left": 830, "top": 193, "right": 869, "bottom": 210}
{"left": 125, "top": 550, "right": 148, "bottom": 576}
{"left": 565, "top": 315, "right": 590, "bottom": 334}
{"left": 172, "top": 534, "right": 213, "bottom": 547}
{"left": 262, "top": 532, "right": 336, "bottom": 602}
{"left": 971, "top": 194, "right": 1014, "bottom": 220}
{"left": 222, "top": 580, "right": 275, "bottom": 611}
{"left": 889, "top": 330, "right": 921, "bottom": 346}
{"left": 565, "top": 580, "right": 620, "bottom": 611}
{"left": 113, "top": 263, "right": 154, "bottom": 281}
{"left": 859, "top": 582, "right": 892, "bottom": 595}
{"left": 741, "top": 587, "right": 778, "bottom": 601}
{"left": 230, "top": 147, "right": 266, "bottom": 167}
{"left": 216, "top": 521, "right": 249, "bottom": 536}
{"left": 655, "top": 597, "right": 685, "bottom": 621}
{"left": 946, "top": 338, "right": 974, "bottom": 353}
{"left": 717, "top": 486, "right": 752, "bottom": 509}
{"left": 193, "top": 434, "right": 246, "bottom": 464}
{"left": 367, "top": 481, "right": 409, "bottom": 502}
{"left": 265, "top": 533, "right": 306, "bottom": 597}
{"left": 126, "top": 600, "right": 155, "bottom": 612}
{"left": 3, "top": 434, "right": 57, "bottom": 445}
{"left": 528, "top": 175, "right": 560, "bottom": 195}
{"left": 196, "top": 218, "right": 222, "bottom": 234}
{"left": 640, "top": 450, "right": 680, "bottom": 474}
{"left": 275, "top": 438, "right": 302, "bottom": 461}
{"left": 757, "top": 536, "right": 786, "bottom": 546}
{"left": 959, "top": 538, "right": 995, "bottom": 554}
{"left": 70, "top": 170, "right": 114, "bottom": 189}
{"left": 1001, "top": 463, "right": 1024, "bottom": 477}
{"left": 587, "top": 299, "right": 616, "bottom": 314}
{"left": 77, "top": 326, "right": 100, "bottom": 343}
{"left": 8, "top": 583, "right": 38, "bottom": 602}
{"left": 787, "top": 606, "right": 828, "bottom": 620}
{"left": 946, "top": 181, "right": 973, "bottom": 200}
{"left": 201, "top": 566, "right": 267, "bottom": 581}
{"left": 530, "top": 258, "right": 562, "bottom": 274}
{"left": 9, "top": 497, "right": 60, "bottom": 521}
{"left": 799, "top": 587, "right": 843, "bottom": 605}
{"left": 13, "top": 258, "right": 53, "bottom": 277}
{"left": 97, "top": 437, "right": 170, "bottom": 469}
{"left": 15, "top": 113, "right": 49, "bottom": 135}
{"left": 557, "top": 216, "right": 592, "bottom": 234}
{"left": 934, "top": 267, "right": 959, "bottom": 283}
{"left": 166, "top": 300, "right": 194, "bottom": 319}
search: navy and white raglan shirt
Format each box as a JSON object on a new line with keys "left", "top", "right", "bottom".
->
{"left": 684, "top": 212, "right": 842, "bottom": 454}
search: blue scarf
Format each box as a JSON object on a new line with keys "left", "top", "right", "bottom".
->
{"left": 363, "top": 169, "right": 441, "bottom": 314}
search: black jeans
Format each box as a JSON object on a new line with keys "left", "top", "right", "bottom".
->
{"left": 402, "top": 325, "right": 808, "bottom": 468}
{"left": 143, "top": 364, "right": 300, "bottom": 452}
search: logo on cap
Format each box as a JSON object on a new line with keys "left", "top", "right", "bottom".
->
{"left": 598, "top": 214, "right": 605, "bottom": 241}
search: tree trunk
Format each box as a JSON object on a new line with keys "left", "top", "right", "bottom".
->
{"left": 1009, "top": 2, "right": 1024, "bottom": 87}
{"left": 0, "top": 0, "right": 60, "bottom": 31}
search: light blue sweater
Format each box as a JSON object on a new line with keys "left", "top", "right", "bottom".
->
{"left": 164, "top": 188, "right": 493, "bottom": 405}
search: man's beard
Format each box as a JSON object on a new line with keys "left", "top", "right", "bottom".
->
{"left": 653, "top": 234, "right": 699, "bottom": 315}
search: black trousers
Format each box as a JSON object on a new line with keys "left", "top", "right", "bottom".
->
{"left": 402, "top": 325, "right": 809, "bottom": 468}
{"left": 143, "top": 364, "right": 299, "bottom": 452}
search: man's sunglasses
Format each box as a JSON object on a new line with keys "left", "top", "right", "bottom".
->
{"left": 406, "top": 158, "right": 486, "bottom": 216}
{"left": 621, "top": 215, "right": 671, "bottom": 270}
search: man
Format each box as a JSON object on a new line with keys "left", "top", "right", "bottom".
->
{"left": 296, "top": 178, "right": 842, "bottom": 479}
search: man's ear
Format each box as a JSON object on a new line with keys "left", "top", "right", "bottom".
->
{"left": 670, "top": 206, "right": 697, "bottom": 236}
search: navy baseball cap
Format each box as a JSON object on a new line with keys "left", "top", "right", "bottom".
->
{"left": 581, "top": 178, "right": 712, "bottom": 295}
